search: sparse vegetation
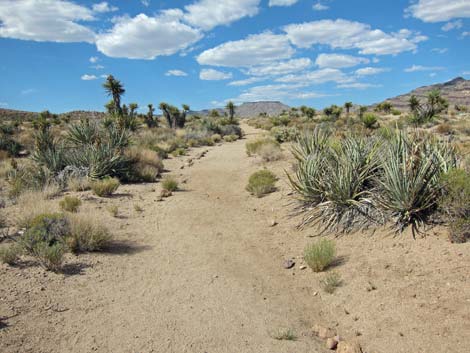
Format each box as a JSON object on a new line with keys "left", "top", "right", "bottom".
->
{"left": 0, "top": 244, "right": 21, "bottom": 265}
{"left": 107, "top": 205, "right": 119, "bottom": 217}
{"left": 321, "top": 272, "right": 342, "bottom": 294}
{"left": 272, "top": 328, "right": 297, "bottom": 341}
{"left": 91, "top": 177, "right": 120, "bottom": 197}
{"left": 59, "top": 196, "right": 81, "bottom": 213}
{"left": 246, "top": 170, "right": 277, "bottom": 197}
{"left": 161, "top": 176, "right": 178, "bottom": 192}
{"left": 304, "top": 239, "right": 336, "bottom": 272}
{"left": 67, "top": 213, "right": 112, "bottom": 252}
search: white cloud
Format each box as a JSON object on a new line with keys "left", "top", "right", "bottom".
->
{"left": 441, "top": 20, "right": 463, "bottom": 31}
{"left": 89, "top": 56, "right": 99, "bottom": 63}
{"left": 228, "top": 77, "right": 266, "bottom": 86}
{"left": 96, "top": 13, "right": 202, "bottom": 59}
{"left": 404, "top": 65, "right": 445, "bottom": 72}
{"left": 21, "top": 88, "right": 36, "bottom": 95}
{"left": 405, "top": 0, "right": 470, "bottom": 22}
{"left": 200, "top": 69, "right": 233, "bottom": 80}
{"left": 100, "top": 74, "right": 109, "bottom": 78}
{"left": 355, "top": 67, "right": 390, "bottom": 76}
{"left": 91, "top": 64, "right": 105, "bottom": 70}
{"left": 230, "top": 83, "right": 326, "bottom": 103}
{"left": 283, "top": 19, "right": 426, "bottom": 55}
{"left": 0, "top": 0, "right": 95, "bottom": 43}
{"left": 269, "top": 0, "right": 298, "bottom": 7}
{"left": 313, "top": 2, "right": 329, "bottom": 11}
{"left": 165, "top": 69, "right": 188, "bottom": 76}
{"left": 92, "top": 2, "right": 118, "bottom": 13}
{"left": 141, "top": 0, "right": 150, "bottom": 7}
{"left": 462, "top": 31, "right": 470, "bottom": 37}
{"left": 184, "top": 0, "right": 260, "bottom": 31}
{"left": 431, "top": 48, "right": 448, "bottom": 54}
{"left": 462, "top": 71, "right": 470, "bottom": 75}
{"left": 315, "top": 53, "right": 369, "bottom": 68}
{"left": 276, "top": 68, "right": 350, "bottom": 84}
{"left": 337, "top": 82, "right": 381, "bottom": 89}
{"left": 0, "top": 102, "right": 8, "bottom": 107}
{"left": 429, "top": 72, "right": 437, "bottom": 77}
{"left": 81, "top": 74, "right": 98, "bottom": 80}
{"left": 197, "top": 32, "right": 294, "bottom": 67}
{"left": 245, "top": 58, "right": 312, "bottom": 76}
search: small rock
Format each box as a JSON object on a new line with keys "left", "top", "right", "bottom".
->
{"left": 160, "top": 189, "right": 172, "bottom": 198}
{"left": 269, "top": 220, "right": 278, "bottom": 227}
{"left": 336, "top": 341, "right": 363, "bottom": 353}
{"left": 300, "top": 265, "right": 307, "bottom": 270}
{"left": 326, "top": 338, "right": 338, "bottom": 350}
{"left": 317, "top": 326, "right": 336, "bottom": 339}
{"left": 283, "top": 259, "right": 295, "bottom": 269}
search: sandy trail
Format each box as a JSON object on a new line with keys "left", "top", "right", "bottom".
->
{"left": 1, "top": 124, "right": 326, "bottom": 353}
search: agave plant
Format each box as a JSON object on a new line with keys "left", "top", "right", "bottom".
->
{"left": 374, "top": 130, "right": 457, "bottom": 234}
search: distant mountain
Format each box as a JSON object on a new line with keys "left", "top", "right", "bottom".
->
{"left": 376, "top": 77, "right": 470, "bottom": 111}
{"left": 0, "top": 108, "right": 106, "bottom": 121}
{"left": 191, "top": 101, "right": 291, "bottom": 118}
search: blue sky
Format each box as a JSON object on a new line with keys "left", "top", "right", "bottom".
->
{"left": 0, "top": 0, "right": 469, "bottom": 113}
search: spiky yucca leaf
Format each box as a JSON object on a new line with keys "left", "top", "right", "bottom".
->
{"left": 66, "top": 120, "right": 100, "bottom": 146}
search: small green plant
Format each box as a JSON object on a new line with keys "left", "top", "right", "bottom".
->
{"left": 361, "top": 113, "right": 379, "bottom": 129}
{"left": 107, "top": 205, "right": 119, "bottom": 217}
{"left": 246, "top": 170, "right": 277, "bottom": 197}
{"left": 134, "top": 204, "right": 144, "bottom": 212}
{"left": 67, "top": 214, "right": 112, "bottom": 252}
{"left": 273, "top": 328, "right": 297, "bottom": 341}
{"left": 320, "top": 272, "right": 342, "bottom": 294}
{"left": 171, "top": 147, "right": 186, "bottom": 157}
{"left": 304, "top": 239, "right": 336, "bottom": 272}
{"left": 0, "top": 244, "right": 21, "bottom": 265}
{"left": 59, "top": 196, "right": 82, "bottom": 213}
{"left": 91, "top": 177, "right": 120, "bottom": 197}
{"left": 211, "top": 133, "right": 222, "bottom": 143}
{"left": 223, "top": 134, "right": 238, "bottom": 142}
{"left": 161, "top": 176, "right": 178, "bottom": 192}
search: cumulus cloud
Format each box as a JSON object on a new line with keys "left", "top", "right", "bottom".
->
{"left": 283, "top": 19, "right": 426, "bottom": 55}
{"left": 92, "top": 2, "right": 118, "bottom": 13}
{"left": 245, "top": 58, "right": 312, "bottom": 76}
{"left": 197, "top": 32, "right": 294, "bottom": 67}
{"left": 200, "top": 69, "right": 233, "bottom": 80}
{"left": 183, "top": 0, "right": 260, "bottom": 31}
{"left": 89, "top": 56, "right": 99, "bottom": 63}
{"left": 315, "top": 53, "right": 369, "bottom": 68}
{"left": 441, "top": 20, "right": 463, "bottom": 31}
{"left": 355, "top": 67, "right": 390, "bottom": 76}
{"left": 313, "top": 2, "right": 329, "bottom": 11}
{"left": 276, "top": 68, "right": 350, "bottom": 84}
{"left": 337, "top": 82, "right": 382, "bottom": 89}
{"left": 269, "top": 0, "right": 298, "bottom": 7}
{"left": 404, "top": 65, "right": 445, "bottom": 72}
{"left": 230, "top": 83, "right": 326, "bottom": 103}
{"left": 81, "top": 74, "right": 98, "bottom": 80}
{"left": 405, "top": 0, "right": 470, "bottom": 22}
{"left": 0, "top": 0, "right": 95, "bottom": 43}
{"left": 96, "top": 13, "right": 202, "bottom": 59}
{"left": 165, "top": 70, "right": 188, "bottom": 77}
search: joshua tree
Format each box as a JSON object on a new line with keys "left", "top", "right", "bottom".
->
{"left": 409, "top": 95, "right": 420, "bottom": 114}
{"left": 226, "top": 101, "right": 235, "bottom": 123}
{"left": 358, "top": 106, "right": 368, "bottom": 119}
{"left": 344, "top": 102, "right": 353, "bottom": 116}
{"left": 375, "top": 101, "right": 393, "bottom": 114}
{"left": 159, "top": 103, "right": 189, "bottom": 129}
{"left": 129, "top": 103, "right": 138, "bottom": 117}
{"left": 103, "top": 75, "right": 125, "bottom": 116}
{"left": 323, "top": 105, "right": 343, "bottom": 120}
{"left": 145, "top": 104, "right": 157, "bottom": 128}
{"left": 210, "top": 109, "right": 220, "bottom": 118}
{"left": 300, "top": 105, "right": 316, "bottom": 119}
{"left": 408, "top": 90, "right": 448, "bottom": 125}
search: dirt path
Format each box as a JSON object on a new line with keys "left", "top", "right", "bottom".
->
{"left": 1, "top": 124, "right": 327, "bottom": 353}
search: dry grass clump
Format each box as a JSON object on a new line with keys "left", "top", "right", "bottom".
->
{"left": 223, "top": 134, "right": 238, "bottom": 142}
{"left": 107, "top": 204, "right": 119, "bottom": 217}
{"left": 67, "top": 176, "right": 91, "bottom": 191}
{"left": 272, "top": 328, "right": 297, "bottom": 341}
{"left": 15, "top": 190, "right": 60, "bottom": 228}
{"left": 246, "top": 170, "right": 277, "bottom": 197}
{"left": 320, "top": 272, "right": 342, "bottom": 294}
{"left": 67, "top": 213, "right": 112, "bottom": 252}
{"left": 246, "top": 138, "right": 280, "bottom": 157}
{"left": 304, "top": 239, "right": 336, "bottom": 272}
{"left": 211, "top": 134, "right": 222, "bottom": 143}
{"left": 0, "top": 244, "right": 21, "bottom": 265}
{"left": 257, "top": 143, "right": 283, "bottom": 162}
{"left": 126, "top": 146, "right": 164, "bottom": 182}
{"left": 91, "top": 177, "right": 120, "bottom": 197}
{"left": 161, "top": 176, "right": 178, "bottom": 192}
{"left": 59, "top": 196, "right": 81, "bottom": 213}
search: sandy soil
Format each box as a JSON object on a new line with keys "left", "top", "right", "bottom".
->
{"left": 1, "top": 123, "right": 469, "bottom": 353}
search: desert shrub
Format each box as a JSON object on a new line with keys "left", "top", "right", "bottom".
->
{"left": 7, "top": 164, "right": 55, "bottom": 198}
{"left": 19, "top": 213, "right": 69, "bottom": 271}
{"left": 91, "top": 177, "right": 120, "bottom": 197}
{"left": 289, "top": 130, "right": 381, "bottom": 232}
{"left": 59, "top": 196, "right": 81, "bottom": 213}
{"left": 15, "top": 190, "right": 60, "bottom": 228}
{"left": 273, "top": 329, "right": 297, "bottom": 341}
{"left": 211, "top": 134, "right": 222, "bottom": 143}
{"left": 271, "top": 115, "right": 290, "bottom": 127}
{"left": 375, "top": 131, "right": 457, "bottom": 233}
{"left": 161, "top": 176, "right": 178, "bottom": 192}
{"left": 436, "top": 123, "right": 453, "bottom": 135}
{"left": 246, "top": 170, "right": 277, "bottom": 197}
{"left": 219, "top": 124, "right": 242, "bottom": 138}
{"left": 107, "top": 205, "right": 119, "bottom": 217}
{"left": 439, "top": 169, "right": 470, "bottom": 243}
{"left": 304, "top": 239, "right": 336, "bottom": 272}
{"left": 67, "top": 176, "right": 91, "bottom": 191}
{"left": 0, "top": 134, "right": 22, "bottom": 156}
{"left": 361, "top": 113, "right": 379, "bottom": 129}
{"left": 0, "top": 244, "right": 21, "bottom": 265}
{"left": 270, "top": 126, "right": 299, "bottom": 143}
{"left": 223, "top": 134, "right": 238, "bottom": 142}
{"left": 246, "top": 138, "right": 279, "bottom": 156}
{"left": 320, "top": 272, "right": 342, "bottom": 294}
{"left": 67, "top": 213, "right": 112, "bottom": 252}
{"left": 258, "top": 143, "right": 283, "bottom": 162}
{"left": 171, "top": 147, "right": 186, "bottom": 157}
{"left": 126, "top": 147, "right": 164, "bottom": 182}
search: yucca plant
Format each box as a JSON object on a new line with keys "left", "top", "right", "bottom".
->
{"left": 66, "top": 120, "right": 100, "bottom": 146}
{"left": 374, "top": 130, "right": 457, "bottom": 234}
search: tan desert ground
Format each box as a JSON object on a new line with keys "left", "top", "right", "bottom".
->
{"left": 1, "top": 123, "right": 469, "bottom": 353}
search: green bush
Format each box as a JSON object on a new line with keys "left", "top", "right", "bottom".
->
{"left": 304, "top": 239, "right": 336, "bottom": 272}
{"left": 361, "top": 113, "right": 379, "bottom": 129}
{"left": 91, "top": 177, "right": 120, "bottom": 197}
{"left": 0, "top": 244, "right": 21, "bottom": 265}
{"left": 59, "top": 196, "right": 82, "bottom": 213}
{"left": 246, "top": 170, "right": 277, "bottom": 197}
{"left": 161, "top": 176, "right": 178, "bottom": 192}
{"left": 19, "top": 213, "right": 69, "bottom": 271}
